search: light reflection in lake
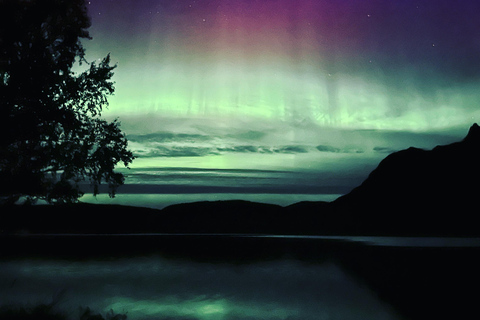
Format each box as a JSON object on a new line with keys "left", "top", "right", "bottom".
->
{"left": 0, "top": 256, "right": 402, "bottom": 320}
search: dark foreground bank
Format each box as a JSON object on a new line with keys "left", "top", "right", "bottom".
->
{"left": 0, "top": 305, "right": 125, "bottom": 320}
{"left": 2, "top": 199, "right": 480, "bottom": 236}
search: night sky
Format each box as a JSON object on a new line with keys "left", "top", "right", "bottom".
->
{"left": 78, "top": 0, "right": 480, "bottom": 205}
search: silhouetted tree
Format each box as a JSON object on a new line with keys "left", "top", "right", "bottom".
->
{"left": 0, "top": 0, "right": 134, "bottom": 204}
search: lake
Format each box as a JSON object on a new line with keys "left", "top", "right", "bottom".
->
{"left": 2, "top": 235, "right": 480, "bottom": 320}
{"left": 0, "top": 254, "right": 400, "bottom": 320}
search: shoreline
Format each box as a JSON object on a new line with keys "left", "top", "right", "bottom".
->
{"left": 2, "top": 201, "right": 480, "bottom": 237}
{"left": 3, "top": 233, "right": 480, "bottom": 248}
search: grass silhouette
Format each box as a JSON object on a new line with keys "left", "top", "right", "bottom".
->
{"left": 0, "top": 304, "right": 127, "bottom": 320}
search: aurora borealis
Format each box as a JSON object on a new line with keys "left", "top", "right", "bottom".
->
{"left": 79, "top": 0, "right": 480, "bottom": 206}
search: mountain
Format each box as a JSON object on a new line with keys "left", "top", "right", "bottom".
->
{"left": 325, "top": 123, "right": 480, "bottom": 235}
{"left": 157, "top": 124, "right": 480, "bottom": 236}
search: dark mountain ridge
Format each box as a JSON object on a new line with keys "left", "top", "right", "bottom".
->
{"left": 325, "top": 123, "right": 480, "bottom": 235}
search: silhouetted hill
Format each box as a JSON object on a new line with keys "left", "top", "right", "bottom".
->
{"left": 327, "top": 123, "right": 480, "bottom": 235}
{"left": 156, "top": 200, "right": 284, "bottom": 233}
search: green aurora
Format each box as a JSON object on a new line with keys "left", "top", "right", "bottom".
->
{"left": 75, "top": 0, "right": 480, "bottom": 203}
{"left": 84, "top": 0, "right": 480, "bottom": 131}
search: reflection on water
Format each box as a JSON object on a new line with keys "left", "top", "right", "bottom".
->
{"left": 0, "top": 257, "right": 401, "bottom": 320}
{"left": 260, "top": 235, "right": 480, "bottom": 247}
{"left": 105, "top": 296, "right": 294, "bottom": 320}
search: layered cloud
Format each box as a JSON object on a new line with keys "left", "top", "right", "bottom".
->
{"left": 133, "top": 146, "right": 217, "bottom": 158}
{"left": 128, "top": 134, "right": 368, "bottom": 158}
{"left": 127, "top": 127, "right": 459, "bottom": 159}
{"left": 119, "top": 115, "right": 467, "bottom": 184}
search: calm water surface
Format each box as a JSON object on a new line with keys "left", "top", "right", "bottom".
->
{"left": 3, "top": 234, "right": 478, "bottom": 319}
{"left": 0, "top": 255, "right": 401, "bottom": 320}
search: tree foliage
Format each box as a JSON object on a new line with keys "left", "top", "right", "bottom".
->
{"left": 0, "top": 0, "right": 134, "bottom": 204}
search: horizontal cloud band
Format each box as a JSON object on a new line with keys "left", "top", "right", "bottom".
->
{"left": 129, "top": 144, "right": 384, "bottom": 158}
{"left": 81, "top": 183, "right": 352, "bottom": 195}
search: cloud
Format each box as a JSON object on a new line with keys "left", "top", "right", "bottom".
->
{"left": 217, "top": 145, "right": 259, "bottom": 153}
{"left": 110, "top": 184, "right": 353, "bottom": 195}
{"left": 373, "top": 146, "right": 398, "bottom": 154}
{"left": 134, "top": 146, "right": 218, "bottom": 158}
{"left": 132, "top": 143, "right": 323, "bottom": 158}
{"left": 131, "top": 140, "right": 370, "bottom": 158}
{"left": 128, "top": 130, "right": 270, "bottom": 149}
{"left": 343, "top": 147, "right": 365, "bottom": 154}
{"left": 226, "top": 130, "right": 267, "bottom": 141}
{"left": 274, "top": 145, "right": 310, "bottom": 154}
{"left": 127, "top": 128, "right": 374, "bottom": 158}
{"left": 128, "top": 132, "right": 211, "bottom": 143}
{"left": 217, "top": 145, "right": 313, "bottom": 154}
{"left": 316, "top": 145, "right": 364, "bottom": 154}
{"left": 316, "top": 145, "right": 341, "bottom": 153}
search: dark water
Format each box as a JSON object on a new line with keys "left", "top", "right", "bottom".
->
{"left": 1, "top": 235, "right": 479, "bottom": 320}
{"left": 0, "top": 256, "right": 400, "bottom": 320}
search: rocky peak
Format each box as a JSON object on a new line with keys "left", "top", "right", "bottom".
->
{"left": 463, "top": 123, "right": 480, "bottom": 143}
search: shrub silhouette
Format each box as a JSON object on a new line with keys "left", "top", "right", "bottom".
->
{"left": 0, "top": 304, "right": 66, "bottom": 320}
{"left": 0, "top": 0, "right": 134, "bottom": 205}
{"left": 0, "top": 305, "right": 127, "bottom": 320}
{"left": 79, "top": 308, "right": 127, "bottom": 320}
